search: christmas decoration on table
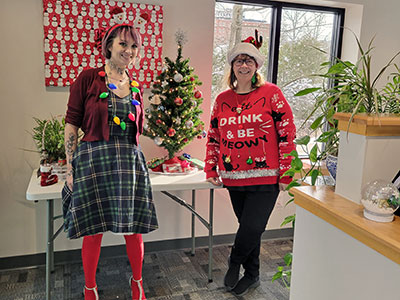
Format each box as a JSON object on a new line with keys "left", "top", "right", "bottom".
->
{"left": 146, "top": 153, "right": 204, "bottom": 174}
{"left": 143, "top": 29, "right": 205, "bottom": 174}
{"left": 40, "top": 164, "right": 58, "bottom": 186}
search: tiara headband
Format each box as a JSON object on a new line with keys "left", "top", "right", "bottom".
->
{"left": 227, "top": 29, "right": 265, "bottom": 68}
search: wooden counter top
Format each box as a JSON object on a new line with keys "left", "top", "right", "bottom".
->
{"left": 292, "top": 185, "right": 400, "bottom": 265}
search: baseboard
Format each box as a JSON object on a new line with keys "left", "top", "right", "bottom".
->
{"left": 0, "top": 228, "right": 293, "bottom": 271}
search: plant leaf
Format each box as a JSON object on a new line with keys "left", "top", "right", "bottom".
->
{"left": 291, "top": 157, "right": 303, "bottom": 170}
{"left": 283, "top": 150, "right": 299, "bottom": 159}
{"left": 284, "top": 253, "right": 293, "bottom": 266}
{"left": 294, "top": 87, "right": 321, "bottom": 96}
{"left": 310, "top": 116, "right": 324, "bottom": 130}
{"left": 295, "top": 136, "right": 310, "bottom": 145}
{"left": 310, "top": 169, "right": 321, "bottom": 185}
{"left": 309, "top": 144, "right": 318, "bottom": 162}
{"left": 281, "top": 214, "right": 296, "bottom": 227}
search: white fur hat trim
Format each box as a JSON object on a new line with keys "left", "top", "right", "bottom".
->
{"left": 227, "top": 42, "right": 265, "bottom": 68}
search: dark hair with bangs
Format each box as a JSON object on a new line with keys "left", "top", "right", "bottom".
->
{"left": 101, "top": 25, "right": 142, "bottom": 59}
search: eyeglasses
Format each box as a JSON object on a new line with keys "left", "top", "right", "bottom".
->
{"left": 233, "top": 59, "right": 256, "bottom": 67}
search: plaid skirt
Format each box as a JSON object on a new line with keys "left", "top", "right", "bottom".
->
{"left": 62, "top": 136, "right": 158, "bottom": 239}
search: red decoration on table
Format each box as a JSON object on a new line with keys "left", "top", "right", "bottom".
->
{"left": 40, "top": 165, "right": 58, "bottom": 186}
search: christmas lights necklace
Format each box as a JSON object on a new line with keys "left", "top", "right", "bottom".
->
{"left": 105, "top": 72, "right": 141, "bottom": 130}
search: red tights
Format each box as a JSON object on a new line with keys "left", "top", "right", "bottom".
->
{"left": 82, "top": 233, "right": 145, "bottom": 300}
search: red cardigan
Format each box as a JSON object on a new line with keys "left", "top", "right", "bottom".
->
{"left": 204, "top": 83, "right": 296, "bottom": 186}
{"left": 65, "top": 66, "right": 144, "bottom": 144}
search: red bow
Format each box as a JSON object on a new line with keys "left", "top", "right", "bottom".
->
{"left": 94, "top": 27, "right": 106, "bottom": 51}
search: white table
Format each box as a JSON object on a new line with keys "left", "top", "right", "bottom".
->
{"left": 26, "top": 170, "right": 222, "bottom": 300}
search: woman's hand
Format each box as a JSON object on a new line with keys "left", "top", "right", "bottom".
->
{"left": 279, "top": 183, "right": 289, "bottom": 191}
{"left": 207, "top": 177, "right": 222, "bottom": 186}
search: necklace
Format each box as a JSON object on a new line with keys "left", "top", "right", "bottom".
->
{"left": 235, "top": 91, "right": 252, "bottom": 115}
{"left": 104, "top": 72, "right": 141, "bottom": 131}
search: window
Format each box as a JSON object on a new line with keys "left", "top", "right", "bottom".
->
{"left": 212, "top": 1, "right": 344, "bottom": 156}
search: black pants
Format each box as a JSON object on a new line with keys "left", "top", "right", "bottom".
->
{"left": 228, "top": 188, "right": 279, "bottom": 279}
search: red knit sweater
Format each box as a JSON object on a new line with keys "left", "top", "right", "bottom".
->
{"left": 204, "top": 83, "right": 296, "bottom": 186}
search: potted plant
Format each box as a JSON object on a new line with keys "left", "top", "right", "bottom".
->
{"left": 31, "top": 115, "right": 67, "bottom": 181}
{"left": 272, "top": 34, "right": 400, "bottom": 287}
{"left": 294, "top": 34, "right": 400, "bottom": 186}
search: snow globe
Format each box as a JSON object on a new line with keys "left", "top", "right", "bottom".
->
{"left": 361, "top": 180, "right": 400, "bottom": 222}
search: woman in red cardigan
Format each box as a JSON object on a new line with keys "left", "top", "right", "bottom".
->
{"left": 204, "top": 31, "right": 296, "bottom": 296}
{"left": 62, "top": 17, "right": 157, "bottom": 300}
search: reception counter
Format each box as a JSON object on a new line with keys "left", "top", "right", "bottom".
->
{"left": 289, "top": 186, "right": 400, "bottom": 300}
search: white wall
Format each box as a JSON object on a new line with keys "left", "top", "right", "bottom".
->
{"left": 1, "top": 0, "right": 399, "bottom": 258}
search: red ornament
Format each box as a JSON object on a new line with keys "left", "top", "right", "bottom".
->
{"left": 174, "top": 97, "right": 183, "bottom": 106}
{"left": 98, "top": 71, "right": 106, "bottom": 77}
{"left": 156, "top": 119, "right": 162, "bottom": 125}
{"left": 183, "top": 138, "right": 188, "bottom": 143}
{"left": 197, "top": 135, "right": 202, "bottom": 139}
{"left": 167, "top": 128, "right": 176, "bottom": 137}
{"left": 190, "top": 77, "right": 195, "bottom": 82}
{"left": 194, "top": 90, "right": 202, "bottom": 99}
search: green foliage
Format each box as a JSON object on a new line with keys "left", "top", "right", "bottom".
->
{"left": 296, "top": 34, "right": 400, "bottom": 143}
{"left": 31, "top": 116, "right": 66, "bottom": 163}
{"left": 273, "top": 35, "right": 400, "bottom": 289}
{"left": 143, "top": 40, "right": 205, "bottom": 159}
{"left": 272, "top": 252, "right": 292, "bottom": 289}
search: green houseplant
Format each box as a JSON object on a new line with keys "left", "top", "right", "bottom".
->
{"left": 272, "top": 35, "right": 400, "bottom": 288}
{"left": 292, "top": 34, "right": 400, "bottom": 180}
{"left": 31, "top": 115, "right": 66, "bottom": 164}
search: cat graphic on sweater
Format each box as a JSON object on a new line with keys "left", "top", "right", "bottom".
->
{"left": 222, "top": 154, "right": 239, "bottom": 171}
{"left": 254, "top": 157, "right": 269, "bottom": 169}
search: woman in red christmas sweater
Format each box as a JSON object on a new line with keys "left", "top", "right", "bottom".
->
{"left": 205, "top": 31, "right": 296, "bottom": 296}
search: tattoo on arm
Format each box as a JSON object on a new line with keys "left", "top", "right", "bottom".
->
{"left": 66, "top": 132, "right": 77, "bottom": 164}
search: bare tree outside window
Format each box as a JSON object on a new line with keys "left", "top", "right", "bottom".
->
{"left": 212, "top": 2, "right": 337, "bottom": 156}
{"left": 278, "top": 9, "right": 334, "bottom": 154}
{"left": 212, "top": 3, "right": 271, "bottom": 102}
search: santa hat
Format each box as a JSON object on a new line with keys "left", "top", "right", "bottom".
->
{"left": 110, "top": 7, "right": 124, "bottom": 16}
{"left": 227, "top": 30, "right": 265, "bottom": 68}
{"left": 139, "top": 12, "right": 150, "bottom": 22}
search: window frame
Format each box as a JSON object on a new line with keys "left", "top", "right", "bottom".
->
{"left": 216, "top": 0, "right": 345, "bottom": 83}
{"left": 215, "top": 0, "right": 345, "bottom": 158}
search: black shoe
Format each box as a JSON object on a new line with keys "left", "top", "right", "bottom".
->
{"left": 224, "top": 261, "right": 241, "bottom": 291}
{"left": 231, "top": 275, "right": 260, "bottom": 296}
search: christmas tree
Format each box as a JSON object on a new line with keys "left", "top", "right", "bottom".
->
{"left": 143, "top": 30, "right": 206, "bottom": 159}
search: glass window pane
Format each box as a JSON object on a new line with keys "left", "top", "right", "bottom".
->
{"left": 277, "top": 8, "right": 335, "bottom": 155}
{"left": 212, "top": 2, "right": 272, "bottom": 103}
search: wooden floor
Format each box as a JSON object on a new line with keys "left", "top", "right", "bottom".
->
{"left": 0, "top": 238, "right": 292, "bottom": 299}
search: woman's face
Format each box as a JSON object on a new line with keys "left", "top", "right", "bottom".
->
{"left": 108, "top": 33, "right": 138, "bottom": 67}
{"left": 232, "top": 54, "right": 257, "bottom": 83}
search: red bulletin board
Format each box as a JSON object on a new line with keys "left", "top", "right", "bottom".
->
{"left": 42, "top": 0, "right": 163, "bottom": 88}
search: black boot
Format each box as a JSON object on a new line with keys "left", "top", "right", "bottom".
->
{"left": 231, "top": 275, "right": 260, "bottom": 296}
{"left": 224, "top": 259, "right": 240, "bottom": 291}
